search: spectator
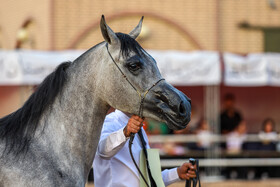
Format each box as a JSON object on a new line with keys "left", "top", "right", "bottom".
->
{"left": 220, "top": 93, "right": 243, "bottom": 134}
{"left": 258, "top": 118, "right": 277, "bottom": 151}
{"left": 145, "top": 120, "right": 173, "bottom": 155}
{"left": 226, "top": 120, "right": 247, "bottom": 154}
{"left": 146, "top": 119, "right": 172, "bottom": 135}
{"left": 224, "top": 121, "right": 247, "bottom": 179}
{"left": 162, "top": 142, "right": 186, "bottom": 156}
{"left": 255, "top": 118, "right": 278, "bottom": 178}
{"left": 196, "top": 119, "right": 213, "bottom": 150}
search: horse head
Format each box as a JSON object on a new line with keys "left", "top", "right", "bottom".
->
{"left": 98, "top": 15, "right": 191, "bottom": 130}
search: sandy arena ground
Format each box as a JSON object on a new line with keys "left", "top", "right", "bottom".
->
{"left": 86, "top": 179, "right": 280, "bottom": 187}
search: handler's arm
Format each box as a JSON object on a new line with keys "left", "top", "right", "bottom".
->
{"left": 161, "top": 163, "right": 197, "bottom": 186}
{"left": 97, "top": 115, "right": 143, "bottom": 159}
{"left": 161, "top": 168, "right": 181, "bottom": 186}
{"left": 97, "top": 125, "right": 128, "bottom": 159}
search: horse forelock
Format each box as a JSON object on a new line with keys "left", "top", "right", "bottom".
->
{"left": 0, "top": 62, "right": 71, "bottom": 156}
{"left": 115, "top": 32, "right": 143, "bottom": 57}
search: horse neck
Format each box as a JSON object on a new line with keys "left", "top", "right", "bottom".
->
{"left": 39, "top": 48, "right": 110, "bottom": 179}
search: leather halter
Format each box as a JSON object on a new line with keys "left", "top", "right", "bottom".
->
{"left": 106, "top": 43, "right": 164, "bottom": 118}
{"left": 106, "top": 43, "right": 164, "bottom": 187}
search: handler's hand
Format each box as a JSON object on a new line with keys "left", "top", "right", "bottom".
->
{"left": 177, "top": 162, "right": 197, "bottom": 180}
{"left": 123, "top": 115, "right": 144, "bottom": 137}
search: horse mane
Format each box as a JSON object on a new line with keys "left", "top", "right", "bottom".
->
{"left": 0, "top": 62, "right": 71, "bottom": 155}
{"left": 0, "top": 33, "right": 141, "bottom": 156}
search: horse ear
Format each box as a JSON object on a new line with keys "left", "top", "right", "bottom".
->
{"left": 100, "top": 15, "right": 119, "bottom": 45}
{"left": 128, "top": 16, "right": 144, "bottom": 39}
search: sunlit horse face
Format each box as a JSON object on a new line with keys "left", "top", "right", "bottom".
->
{"left": 98, "top": 16, "right": 191, "bottom": 130}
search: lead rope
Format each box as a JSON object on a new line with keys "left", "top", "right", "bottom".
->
{"left": 185, "top": 158, "right": 201, "bottom": 187}
{"left": 106, "top": 44, "right": 163, "bottom": 187}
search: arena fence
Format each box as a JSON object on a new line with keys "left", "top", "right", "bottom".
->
{"left": 149, "top": 134, "right": 280, "bottom": 168}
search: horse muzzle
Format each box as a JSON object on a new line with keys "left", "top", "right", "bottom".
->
{"left": 144, "top": 81, "right": 191, "bottom": 130}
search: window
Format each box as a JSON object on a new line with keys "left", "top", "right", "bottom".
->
{"left": 264, "top": 29, "right": 280, "bottom": 52}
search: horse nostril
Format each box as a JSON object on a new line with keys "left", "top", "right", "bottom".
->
{"left": 178, "top": 101, "right": 186, "bottom": 116}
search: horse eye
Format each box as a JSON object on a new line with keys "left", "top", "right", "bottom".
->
{"left": 128, "top": 62, "right": 141, "bottom": 72}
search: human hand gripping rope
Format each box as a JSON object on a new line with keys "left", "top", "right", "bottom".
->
{"left": 185, "top": 158, "right": 201, "bottom": 187}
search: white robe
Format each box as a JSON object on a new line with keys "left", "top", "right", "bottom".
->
{"left": 93, "top": 110, "right": 180, "bottom": 187}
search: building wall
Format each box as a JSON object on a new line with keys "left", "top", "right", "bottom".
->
{"left": 1, "top": 0, "right": 280, "bottom": 52}
{"left": 0, "top": 86, "right": 33, "bottom": 118}
{"left": 52, "top": 0, "right": 280, "bottom": 53}
{"left": 0, "top": 0, "right": 51, "bottom": 50}
{"left": 220, "top": 0, "right": 280, "bottom": 53}
{"left": 53, "top": 0, "right": 217, "bottom": 51}
{"left": 0, "top": 0, "right": 52, "bottom": 116}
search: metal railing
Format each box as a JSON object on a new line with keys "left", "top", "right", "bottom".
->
{"left": 148, "top": 134, "right": 280, "bottom": 168}
{"left": 149, "top": 134, "right": 280, "bottom": 143}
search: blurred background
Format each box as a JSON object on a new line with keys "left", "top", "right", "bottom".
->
{"left": 1, "top": 0, "right": 280, "bottom": 186}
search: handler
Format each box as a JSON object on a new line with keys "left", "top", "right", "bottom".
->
{"left": 93, "top": 110, "right": 196, "bottom": 187}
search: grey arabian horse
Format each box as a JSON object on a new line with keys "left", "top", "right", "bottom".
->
{"left": 0, "top": 16, "right": 191, "bottom": 186}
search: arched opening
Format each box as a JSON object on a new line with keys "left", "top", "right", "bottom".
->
{"left": 67, "top": 11, "right": 203, "bottom": 50}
